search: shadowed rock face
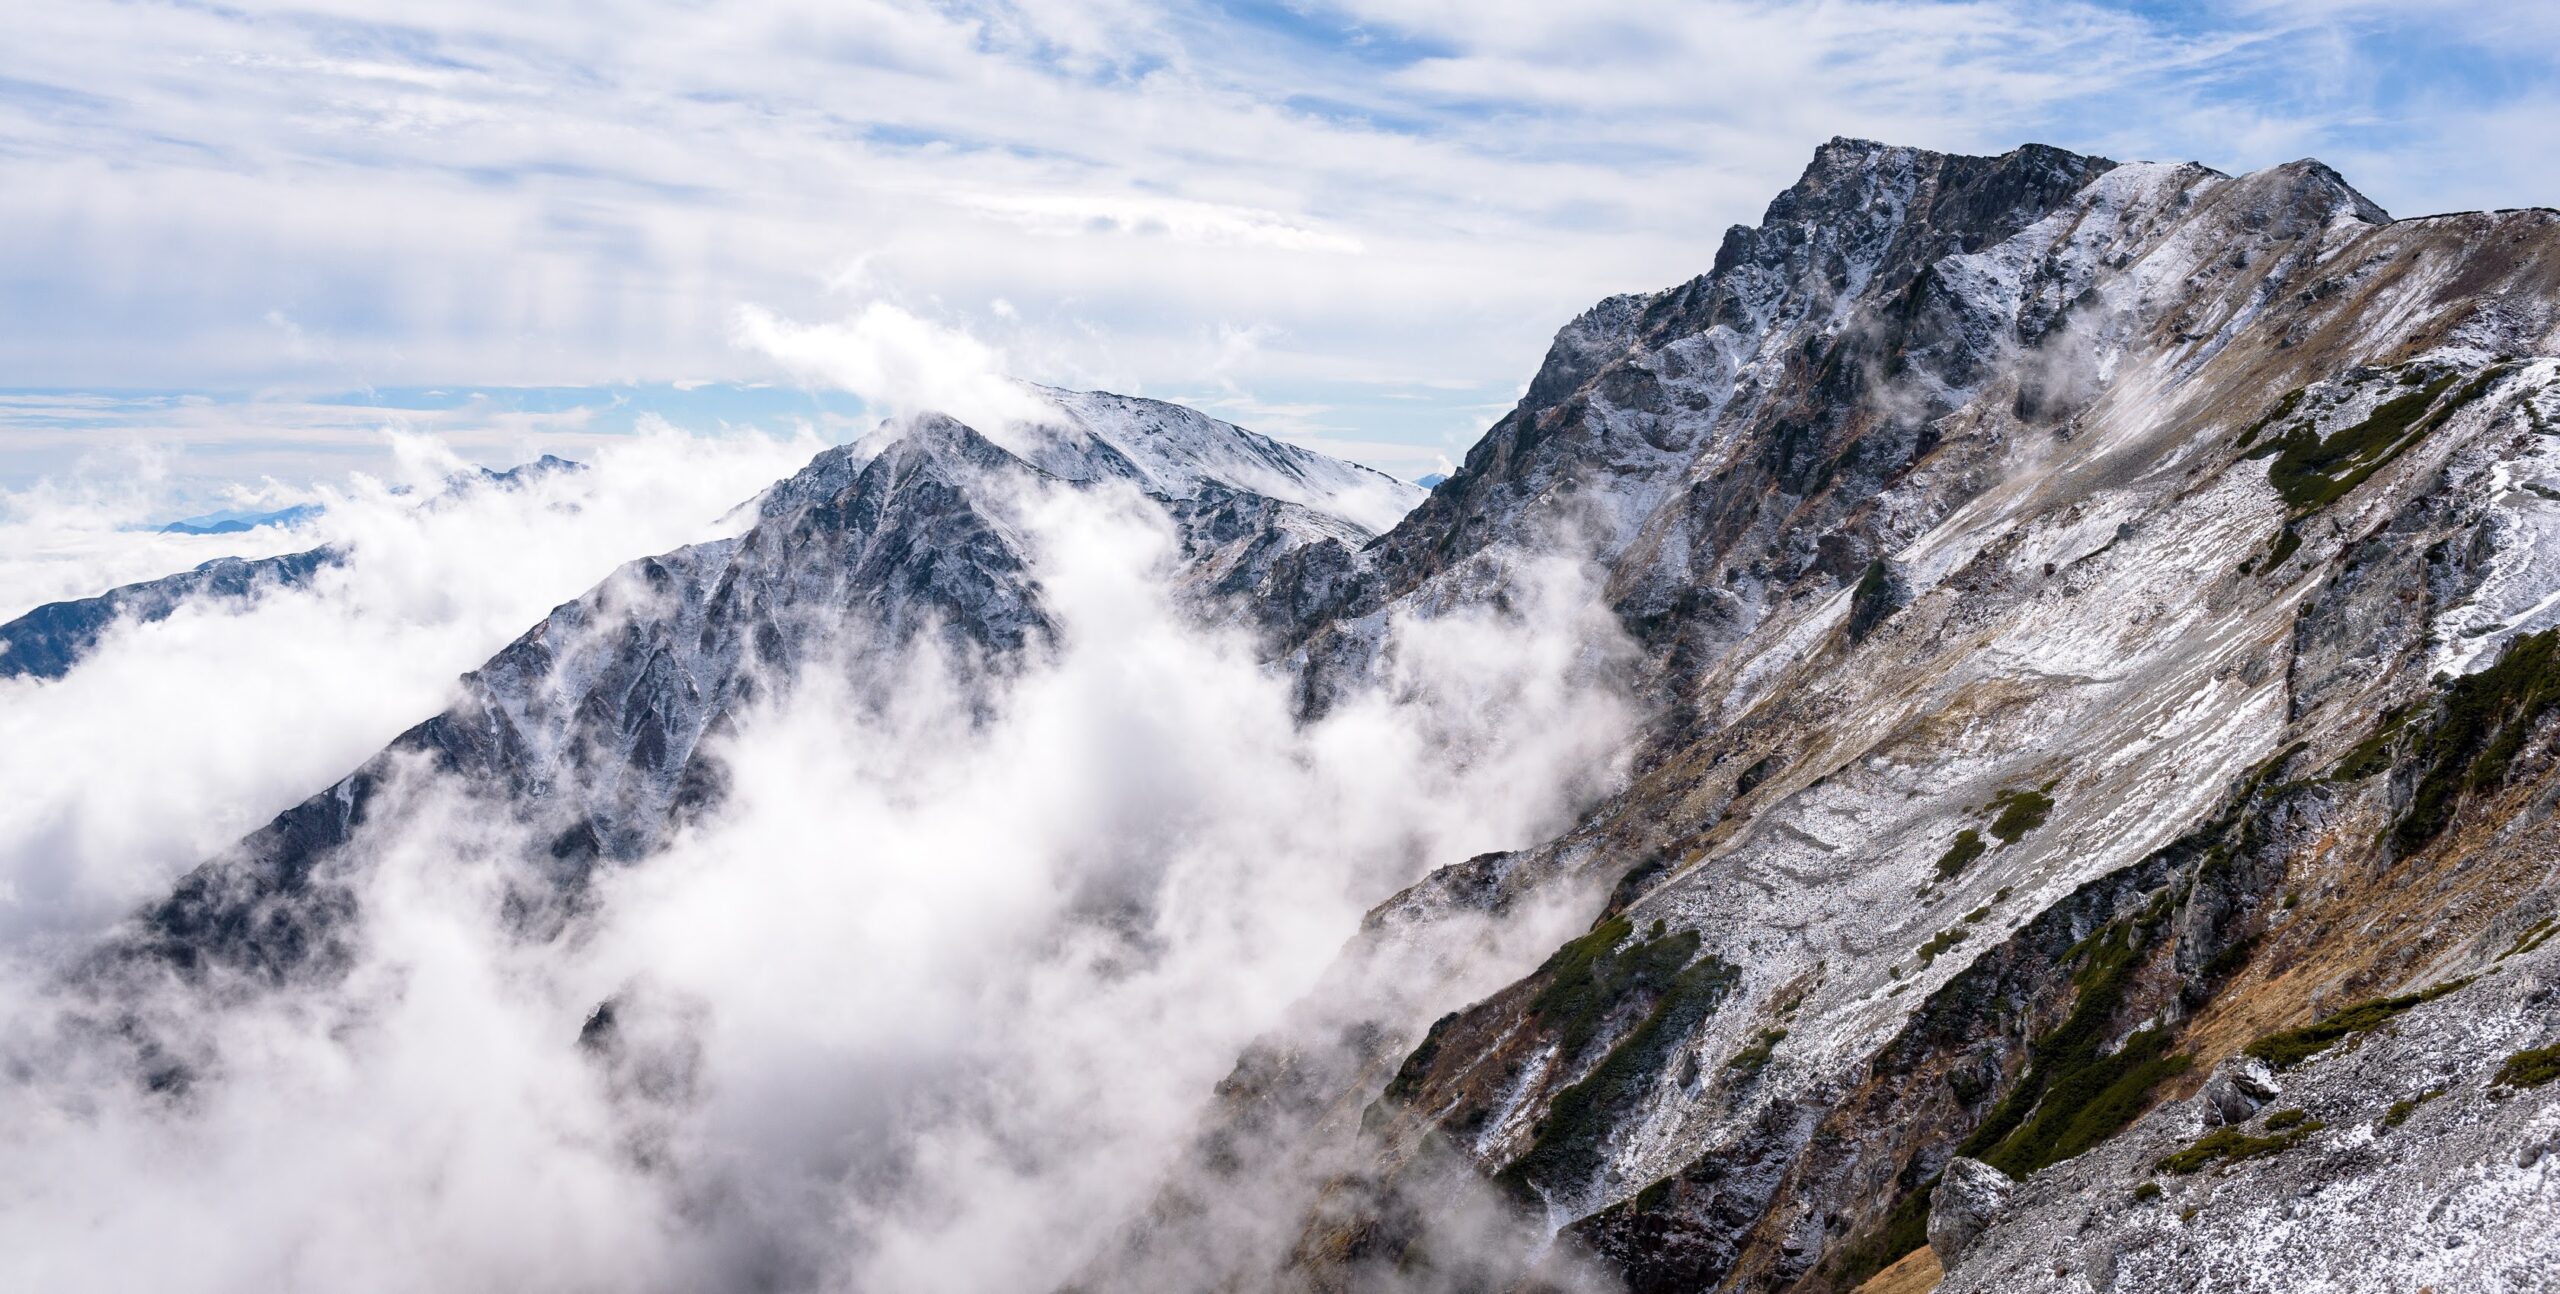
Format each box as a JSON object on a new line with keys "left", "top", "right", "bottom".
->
{"left": 82, "top": 137, "right": 2560, "bottom": 1292}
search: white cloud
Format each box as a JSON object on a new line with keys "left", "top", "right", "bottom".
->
{"left": 6, "top": 0, "right": 2552, "bottom": 482}
{"left": 957, "top": 191, "right": 1366, "bottom": 253}
{"left": 734, "top": 300, "right": 1060, "bottom": 432}
{"left": 0, "top": 471, "right": 1638, "bottom": 1291}
{"left": 0, "top": 427, "right": 818, "bottom": 941}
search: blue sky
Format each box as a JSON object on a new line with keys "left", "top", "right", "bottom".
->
{"left": 4, "top": 0, "right": 2557, "bottom": 501}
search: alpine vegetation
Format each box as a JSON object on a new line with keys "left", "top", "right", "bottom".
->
{"left": 11, "top": 136, "right": 2560, "bottom": 1294}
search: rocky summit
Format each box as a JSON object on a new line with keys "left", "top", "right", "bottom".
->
{"left": 79, "top": 138, "right": 2560, "bottom": 1291}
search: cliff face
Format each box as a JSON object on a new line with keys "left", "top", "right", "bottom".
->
{"left": 1144, "top": 144, "right": 2560, "bottom": 1292}
{"left": 72, "top": 139, "right": 2560, "bottom": 1292}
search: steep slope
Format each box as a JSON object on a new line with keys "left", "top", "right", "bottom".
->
{"left": 115, "top": 398, "right": 1419, "bottom": 988}
{"left": 1122, "top": 142, "right": 2560, "bottom": 1293}
{"left": 1281, "top": 139, "right": 2133, "bottom": 708}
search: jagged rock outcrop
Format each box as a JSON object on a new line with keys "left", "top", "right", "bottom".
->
{"left": 1922, "top": 1157, "right": 2009, "bottom": 1266}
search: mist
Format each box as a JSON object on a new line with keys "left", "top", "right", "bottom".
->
{"left": 0, "top": 453, "right": 1638, "bottom": 1292}
{"left": 0, "top": 428, "right": 819, "bottom": 946}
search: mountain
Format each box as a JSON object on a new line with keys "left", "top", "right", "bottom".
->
{"left": 0, "top": 549, "right": 340, "bottom": 680}
{"left": 157, "top": 505, "right": 323, "bottom": 536}
{"left": 142, "top": 457, "right": 577, "bottom": 536}
{"left": 118, "top": 393, "right": 1420, "bottom": 985}
{"left": 84, "top": 139, "right": 2560, "bottom": 1291}
{"left": 469, "top": 452, "right": 583, "bottom": 490}
{"left": 1100, "top": 139, "right": 2560, "bottom": 1292}
{"left": 2, "top": 455, "right": 590, "bottom": 683}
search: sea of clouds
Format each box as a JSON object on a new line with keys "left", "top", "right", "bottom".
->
{"left": 0, "top": 375, "right": 1638, "bottom": 1291}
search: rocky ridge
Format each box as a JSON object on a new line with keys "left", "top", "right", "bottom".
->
{"left": 1123, "top": 140, "right": 2560, "bottom": 1293}
{"left": 0, "top": 548, "right": 340, "bottom": 680}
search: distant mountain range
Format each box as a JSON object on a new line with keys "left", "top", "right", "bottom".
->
{"left": 156, "top": 505, "right": 323, "bottom": 536}
{"left": 5, "top": 454, "right": 587, "bottom": 681}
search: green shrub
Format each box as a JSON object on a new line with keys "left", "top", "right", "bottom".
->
{"left": 2380, "top": 1088, "right": 2442, "bottom": 1130}
{"left": 2393, "top": 629, "right": 2560, "bottom": 855}
{"left": 1526, "top": 917, "right": 1701, "bottom": 1055}
{"left": 1727, "top": 1028, "right": 1788, "bottom": 1077}
{"left": 2500, "top": 917, "right": 2558, "bottom": 962}
{"left": 2265, "top": 524, "right": 2303, "bottom": 570}
{"left": 2333, "top": 704, "right": 2416, "bottom": 780}
{"left": 1960, "top": 909, "right": 2192, "bottom": 1178}
{"left": 2202, "top": 933, "right": 2259, "bottom": 979}
{"left": 1935, "top": 828, "right": 1987, "bottom": 879}
{"left": 2156, "top": 1119, "right": 2325, "bottom": 1174}
{"left": 1987, "top": 788, "right": 2055, "bottom": 843}
{"left": 2262, "top": 1107, "right": 2310, "bottom": 1131}
{"left": 1826, "top": 1178, "right": 1936, "bottom": 1291}
{"left": 1847, "top": 558, "right": 1901, "bottom": 640}
{"left": 2496, "top": 1042, "right": 2560, "bottom": 1089}
{"left": 2261, "top": 370, "right": 2464, "bottom": 515}
{"left": 1384, "top": 1012, "right": 1460, "bottom": 1104}
{"left": 2235, "top": 388, "right": 2306, "bottom": 450}
{"left": 1501, "top": 952, "right": 1740, "bottom": 1195}
{"left": 1632, "top": 1175, "right": 1675, "bottom": 1213}
{"left": 2242, "top": 977, "right": 2474, "bottom": 1070}
{"left": 2132, "top": 1181, "right": 2163, "bottom": 1202}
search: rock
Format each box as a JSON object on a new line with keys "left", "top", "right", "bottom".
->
{"left": 1927, "top": 1157, "right": 2014, "bottom": 1266}
{"left": 2201, "top": 1057, "right": 2281, "bottom": 1126}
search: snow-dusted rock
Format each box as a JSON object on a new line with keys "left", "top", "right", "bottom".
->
{"left": 119, "top": 406, "right": 1414, "bottom": 984}
{"left": 2203, "top": 1057, "right": 2282, "bottom": 1127}
{"left": 1927, "top": 1156, "right": 2014, "bottom": 1266}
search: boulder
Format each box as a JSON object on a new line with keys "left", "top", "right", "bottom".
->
{"left": 2201, "top": 1057, "right": 2281, "bottom": 1126}
{"left": 1926, "top": 1156, "right": 2014, "bottom": 1266}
